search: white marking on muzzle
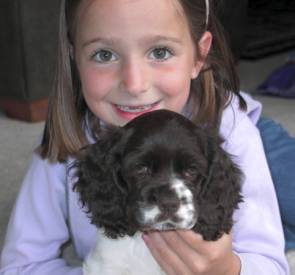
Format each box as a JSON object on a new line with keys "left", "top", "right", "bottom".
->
{"left": 140, "top": 177, "right": 197, "bottom": 230}
{"left": 171, "top": 178, "right": 196, "bottom": 228}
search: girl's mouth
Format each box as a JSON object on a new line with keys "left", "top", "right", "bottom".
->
{"left": 113, "top": 101, "right": 160, "bottom": 120}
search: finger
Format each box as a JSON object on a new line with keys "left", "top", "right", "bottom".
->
{"left": 177, "top": 230, "right": 232, "bottom": 250}
{"left": 142, "top": 232, "right": 192, "bottom": 275}
{"left": 177, "top": 230, "right": 233, "bottom": 260}
{"left": 159, "top": 230, "right": 201, "bottom": 260}
{"left": 160, "top": 230, "right": 210, "bottom": 273}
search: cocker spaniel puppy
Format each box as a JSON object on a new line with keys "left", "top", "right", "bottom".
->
{"left": 73, "top": 109, "right": 243, "bottom": 275}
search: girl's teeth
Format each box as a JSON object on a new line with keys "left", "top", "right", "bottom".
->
{"left": 116, "top": 104, "right": 154, "bottom": 113}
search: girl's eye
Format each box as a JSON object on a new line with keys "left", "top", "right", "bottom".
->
{"left": 92, "top": 49, "right": 117, "bottom": 63}
{"left": 149, "top": 47, "right": 173, "bottom": 61}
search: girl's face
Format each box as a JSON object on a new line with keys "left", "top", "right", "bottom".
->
{"left": 74, "top": 0, "right": 211, "bottom": 126}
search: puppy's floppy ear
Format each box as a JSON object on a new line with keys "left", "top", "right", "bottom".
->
{"left": 193, "top": 131, "right": 243, "bottom": 241}
{"left": 72, "top": 126, "right": 133, "bottom": 238}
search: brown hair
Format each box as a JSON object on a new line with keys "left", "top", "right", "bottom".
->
{"left": 39, "top": 0, "right": 246, "bottom": 162}
{"left": 180, "top": 0, "right": 246, "bottom": 125}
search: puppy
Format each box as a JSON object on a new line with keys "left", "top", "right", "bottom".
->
{"left": 73, "top": 109, "right": 243, "bottom": 275}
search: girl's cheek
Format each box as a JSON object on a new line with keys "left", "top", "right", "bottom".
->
{"left": 80, "top": 67, "right": 117, "bottom": 98}
{"left": 156, "top": 67, "right": 192, "bottom": 96}
{"left": 155, "top": 68, "right": 191, "bottom": 112}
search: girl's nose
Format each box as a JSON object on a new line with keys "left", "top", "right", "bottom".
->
{"left": 120, "top": 59, "right": 149, "bottom": 96}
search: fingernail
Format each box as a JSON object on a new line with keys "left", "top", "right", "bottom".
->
{"left": 142, "top": 232, "right": 149, "bottom": 244}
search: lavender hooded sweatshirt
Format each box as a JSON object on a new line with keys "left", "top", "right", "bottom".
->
{"left": 0, "top": 93, "right": 290, "bottom": 274}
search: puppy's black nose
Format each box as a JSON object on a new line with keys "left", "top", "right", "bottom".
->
{"left": 158, "top": 199, "right": 180, "bottom": 214}
{"left": 156, "top": 188, "right": 180, "bottom": 214}
{"left": 146, "top": 186, "right": 180, "bottom": 213}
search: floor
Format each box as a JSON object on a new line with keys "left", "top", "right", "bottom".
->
{"left": 238, "top": 52, "right": 295, "bottom": 136}
{"left": 0, "top": 50, "right": 294, "bottom": 272}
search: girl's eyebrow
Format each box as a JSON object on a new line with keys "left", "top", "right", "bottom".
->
{"left": 142, "top": 35, "right": 183, "bottom": 45}
{"left": 82, "top": 37, "right": 117, "bottom": 48}
{"left": 82, "top": 35, "right": 183, "bottom": 48}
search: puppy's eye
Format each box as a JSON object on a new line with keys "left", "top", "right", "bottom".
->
{"left": 134, "top": 165, "right": 151, "bottom": 177}
{"left": 183, "top": 167, "right": 198, "bottom": 179}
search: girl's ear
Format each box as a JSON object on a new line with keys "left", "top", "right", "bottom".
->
{"left": 191, "top": 31, "right": 212, "bottom": 79}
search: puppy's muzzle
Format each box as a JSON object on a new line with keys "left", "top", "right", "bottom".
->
{"left": 136, "top": 178, "right": 198, "bottom": 231}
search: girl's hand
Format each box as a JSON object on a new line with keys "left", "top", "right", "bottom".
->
{"left": 142, "top": 230, "right": 241, "bottom": 275}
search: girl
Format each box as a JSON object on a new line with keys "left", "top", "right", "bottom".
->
{"left": 0, "top": 0, "right": 290, "bottom": 274}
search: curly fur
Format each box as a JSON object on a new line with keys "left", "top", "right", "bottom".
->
{"left": 73, "top": 109, "right": 243, "bottom": 241}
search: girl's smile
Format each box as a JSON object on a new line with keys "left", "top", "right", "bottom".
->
{"left": 113, "top": 101, "right": 161, "bottom": 121}
{"left": 74, "top": 0, "right": 211, "bottom": 125}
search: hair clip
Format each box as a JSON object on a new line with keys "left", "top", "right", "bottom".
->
{"left": 205, "top": 0, "right": 209, "bottom": 27}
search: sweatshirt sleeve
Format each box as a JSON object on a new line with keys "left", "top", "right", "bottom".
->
{"left": 223, "top": 115, "right": 290, "bottom": 275}
{"left": 0, "top": 153, "right": 83, "bottom": 275}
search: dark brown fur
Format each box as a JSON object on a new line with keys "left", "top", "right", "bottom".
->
{"left": 73, "top": 110, "right": 243, "bottom": 241}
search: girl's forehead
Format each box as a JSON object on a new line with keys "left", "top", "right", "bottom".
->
{"left": 76, "top": 0, "right": 187, "bottom": 26}
{"left": 75, "top": 0, "right": 190, "bottom": 41}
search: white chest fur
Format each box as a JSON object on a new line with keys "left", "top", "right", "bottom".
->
{"left": 83, "top": 231, "right": 165, "bottom": 275}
